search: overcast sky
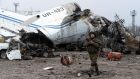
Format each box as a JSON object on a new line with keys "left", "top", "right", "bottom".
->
{"left": 0, "top": 0, "right": 139, "bottom": 26}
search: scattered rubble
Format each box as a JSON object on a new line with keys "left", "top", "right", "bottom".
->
{"left": 0, "top": 51, "right": 139, "bottom": 79}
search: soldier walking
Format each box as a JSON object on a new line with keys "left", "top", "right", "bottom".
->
{"left": 84, "top": 32, "right": 102, "bottom": 76}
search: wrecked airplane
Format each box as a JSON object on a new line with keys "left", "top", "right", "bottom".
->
{"left": 0, "top": 3, "right": 81, "bottom": 59}
{"left": 0, "top": 2, "right": 139, "bottom": 60}
{"left": 55, "top": 8, "right": 140, "bottom": 54}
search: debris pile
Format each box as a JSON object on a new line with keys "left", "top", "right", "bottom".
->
{"left": 107, "top": 52, "right": 122, "bottom": 61}
{"left": 0, "top": 31, "right": 55, "bottom": 60}
{"left": 61, "top": 55, "right": 74, "bottom": 66}
{"left": 0, "top": 2, "right": 139, "bottom": 61}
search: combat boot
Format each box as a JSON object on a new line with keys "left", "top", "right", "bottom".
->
{"left": 90, "top": 63, "right": 95, "bottom": 74}
{"left": 94, "top": 63, "right": 100, "bottom": 76}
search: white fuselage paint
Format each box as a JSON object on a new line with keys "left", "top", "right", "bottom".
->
{"left": 0, "top": 3, "right": 90, "bottom": 45}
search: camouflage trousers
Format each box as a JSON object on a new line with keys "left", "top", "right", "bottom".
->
{"left": 88, "top": 51, "right": 99, "bottom": 75}
{"left": 88, "top": 52, "right": 98, "bottom": 63}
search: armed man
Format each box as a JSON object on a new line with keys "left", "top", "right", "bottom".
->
{"left": 84, "top": 31, "right": 102, "bottom": 76}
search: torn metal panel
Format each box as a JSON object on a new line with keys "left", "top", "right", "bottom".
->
{"left": 6, "top": 50, "right": 21, "bottom": 60}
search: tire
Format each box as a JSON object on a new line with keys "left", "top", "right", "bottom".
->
{"left": 0, "top": 51, "right": 7, "bottom": 59}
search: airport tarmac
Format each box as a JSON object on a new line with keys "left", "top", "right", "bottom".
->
{"left": 0, "top": 51, "right": 140, "bottom": 79}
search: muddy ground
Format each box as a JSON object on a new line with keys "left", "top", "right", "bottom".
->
{"left": 0, "top": 51, "right": 140, "bottom": 79}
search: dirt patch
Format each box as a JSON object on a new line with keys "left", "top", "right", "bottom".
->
{"left": 0, "top": 51, "right": 140, "bottom": 79}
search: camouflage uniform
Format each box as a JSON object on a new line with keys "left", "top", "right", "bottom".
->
{"left": 84, "top": 32, "right": 102, "bottom": 75}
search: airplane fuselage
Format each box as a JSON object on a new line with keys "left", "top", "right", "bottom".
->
{"left": 0, "top": 3, "right": 88, "bottom": 48}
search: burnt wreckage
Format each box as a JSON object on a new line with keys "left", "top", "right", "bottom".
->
{"left": 8, "top": 10, "right": 140, "bottom": 60}
{"left": 59, "top": 9, "right": 140, "bottom": 54}
{"left": 1, "top": 3, "right": 139, "bottom": 60}
{"left": 87, "top": 16, "right": 140, "bottom": 54}
{"left": 9, "top": 30, "right": 54, "bottom": 59}
{"left": 20, "top": 32, "right": 54, "bottom": 57}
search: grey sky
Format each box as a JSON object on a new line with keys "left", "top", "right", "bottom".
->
{"left": 0, "top": 0, "right": 139, "bottom": 26}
